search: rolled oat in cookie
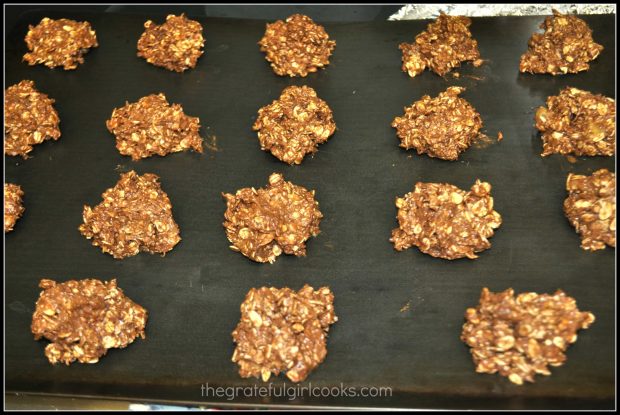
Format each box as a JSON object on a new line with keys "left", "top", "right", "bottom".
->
{"left": 535, "top": 87, "right": 615, "bottom": 157}
{"left": 390, "top": 180, "right": 502, "bottom": 260}
{"left": 520, "top": 10, "right": 603, "bottom": 75}
{"left": 399, "top": 13, "right": 482, "bottom": 78}
{"left": 222, "top": 173, "right": 322, "bottom": 263}
{"left": 259, "top": 14, "right": 336, "bottom": 77}
{"left": 79, "top": 171, "right": 181, "bottom": 259}
{"left": 253, "top": 85, "right": 336, "bottom": 165}
{"left": 106, "top": 93, "right": 203, "bottom": 160}
{"left": 392, "top": 86, "right": 482, "bottom": 161}
{"left": 232, "top": 284, "right": 337, "bottom": 383}
{"left": 462, "top": 287, "right": 595, "bottom": 385}
{"left": 31, "top": 278, "right": 147, "bottom": 365}
{"left": 4, "top": 80, "right": 61, "bottom": 158}
{"left": 564, "top": 169, "right": 615, "bottom": 251}
{"left": 4, "top": 183, "right": 25, "bottom": 233}
{"left": 137, "top": 14, "right": 204, "bottom": 72}
{"left": 23, "top": 18, "right": 98, "bottom": 70}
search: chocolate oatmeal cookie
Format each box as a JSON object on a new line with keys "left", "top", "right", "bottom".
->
{"left": 31, "top": 278, "right": 147, "bottom": 365}
{"left": 4, "top": 183, "right": 25, "bottom": 233}
{"left": 535, "top": 87, "right": 615, "bottom": 157}
{"left": 564, "top": 169, "right": 615, "bottom": 251}
{"left": 137, "top": 14, "right": 205, "bottom": 72}
{"left": 520, "top": 10, "right": 603, "bottom": 75}
{"left": 392, "top": 87, "right": 482, "bottom": 160}
{"left": 253, "top": 85, "right": 336, "bottom": 164}
{"left": 106, "top": 93, "right": 203, "bottom": 160}
{"left": 79, "top": 171, "right": 181, "bottom": 259}
{"left": 259, "top": 14, "right": 336, "bottom": 77}
{"left": 399, "top": 13, "right": 482, "bottom": 78}
{"left": 4, "top": 80, "right": 61, "bottom": 158}
{"left": 232, "top": 284, "right": 337, "bottom": 382}
{"left": 390, "top": 180, "right": 502, "bottom": 260}
{"left": 462, "top": 288, "right": 595, "bottom": 385}
{"left": 222, "top": 173, "right": 322, "bottom": 263}
{"left": 23, "top": 17, "right": 98, "bottom": 70}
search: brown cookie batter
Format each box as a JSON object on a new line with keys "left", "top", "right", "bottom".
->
{"left": 520, "top": 10, "right": 603, "bottom": 75}
{"left": 253, "top": 85, "right": 336, "bottom": 165}
{"left": 106, "top": 93, "right": 203, "bottom": 160}
{"left": 535, "top": 87, "right": 615, "bottom": 157}
{"left": 259, "top": 14, "right": 336, "bottom": 77}
{"left": 399, "top": 13, "right": 482, "bottom": 78}
{"left": 4, "top": 183, "right": 25, "bottom": 233}
{"left": 23, "top": 17, "right": 98, "bottom": 70}
{"left": 79, "top": 171, "right": 181, "bottom": 259}
{"left": 392, "top": 87, "right": 482, "bottom": 160}
{"left": 462, "top": 288, "right": 595, "bottom": 385}
{"left": 31, "top": 278, "right": 147, "bottom": 365}
{"left": 390, "top": 180, "right": 502, "bottom": 260}
{"left": 232, "top": 284, "right": 337, "bottom": 382}
{"left": 222, "top": 173, "right": 322, "bottom": 263}
{"left": 4, "top": 80, "right": 61, "bottom": 158}
{"left": 137, "top": 14, "right": 205, "bottom": 72}
{"left": 564, "top": 169, "right": 615, "bottom": 251}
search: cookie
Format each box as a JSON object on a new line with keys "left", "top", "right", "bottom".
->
{"left": 253, "top": 85, "right": 336, "bottom": 164}
{"left": 79, "top": 171, "right": 181, "bottom": 259}
{"left": 232, "top": 284, "right": 337, "bottom": 382}
{"left": 222, "top": 173, "right": 322, "bottom": 263}
{"left": 259, "top": 14, "right": 335, "bottom": 77}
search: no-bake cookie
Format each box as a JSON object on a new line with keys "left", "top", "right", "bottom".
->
{"left": 79, "top": 171, "right": 181, "bottom": 259}
{"left": 564, "top": 169, "right": 615, "bottom": 251}
{"left": 106, "top": 93, "right": 203, "bottom": 160}
{"left": 4, "top": 80, "right": 61, "bottom": 158}
{"left": 392, "top": 86, "right": 482, "bottom": 160}
{"left": 390, "top": 180, "right": 502, "bottom": 260}
{"left": 259, "top": 14, "right": 336, "bottom": 77}
{"left": 535, "top": 87, "right": 615, "bottom": 157}
{"left": 23, "top": 17, "right": 98, "bottom": 70}
{"left": 137, "top": 14, "right": 205, "bottom": 72}
{"left": 4, "top": 183, "right": 25, "bottom": 233}
{"left": 31, "top": 278, "right": 147, "bottom": 365}
{"left": 520, "top": 10, "right": 603, "bottom": 75}
{"left": 222, "top": 173, "right": 322, "bottom": 263}
{"left": 399, "top": 13, "right": 482, "bottom": 78}
{"left": 232, "top": 284, "right": 337, "bottom": 382}
{"left": 253, "top": 85, "right": 336, "bottom": 164}
{"left": 462, "top": 287, "right": 595, "bottom": 385}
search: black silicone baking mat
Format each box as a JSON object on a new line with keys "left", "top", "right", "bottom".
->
{"left": 4, "top": 10, "right": 615, "bottom": 410}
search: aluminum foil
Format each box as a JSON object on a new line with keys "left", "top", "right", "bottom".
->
{"left": 389, "top": 4, "right": 616, "bottom": 20}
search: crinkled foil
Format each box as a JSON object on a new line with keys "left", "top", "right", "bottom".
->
{"left": 389, "top": 4, "right": 616, "bottom": 20}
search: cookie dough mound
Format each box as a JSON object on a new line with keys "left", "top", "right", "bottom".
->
{"left": 31, "top": 278, "right": 147, "bottom": 365}
{"left": 4, "top": 80, "right": 61, "bottom": 158}
{"left": 106, "top": 93, "right": 203, "bottom": 160}
{"left": 259, "top": 14, "right": 336, "bottom": 77}
{"left": 399, "top": 13, "right": 482, "bottom": 78}
{"left": 222, "top": 173, "right": 322, "bottom": 263}
{"left": 137, "top": 14, "right": 205, "bottom": 72}
{"left": 79, "top": 171, "right": 181, "bottom": 259}
{"left": 535, "top": 87, "right": 615, "bottom": 157}
{"left": 564, "top": 169, "right": 615, "bottom": 251}
{"left": 462, "top": 288, "right": 595, "bottom": 385}
{"left": 4, "top": 184, "right": 25, "bottom": 233}
{"left": 390, "top": 180, "right": 502, "bottom": 260}
{"left": 520, "top": 10, "right": 603, "bottom": 75}
{"left": 232, "top": 284, "right": 337, "bottom": 382}
{"left": 392, "top": 87, "right": 482, "bottom": 160}
{"left": 23, "top": 18, "right": 98, "bottom": 70}
{"left": 253, "top": 85, "right": 336, "bottom": 165}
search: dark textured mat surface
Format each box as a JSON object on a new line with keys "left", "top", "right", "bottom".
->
{"left": 5, "top": 10, "right": 615, "bottom": 409}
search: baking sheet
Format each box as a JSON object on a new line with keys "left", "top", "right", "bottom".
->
{"left": 4, "top": 10, "right": 615, "bottom": 410}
